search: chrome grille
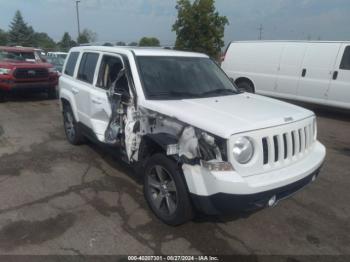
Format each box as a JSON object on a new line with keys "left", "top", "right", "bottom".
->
{"left": 262, "top": 122, "right": 315, "bottom": 166}
{"left": 14, "top": 68, "right": 49, "bottom": 79}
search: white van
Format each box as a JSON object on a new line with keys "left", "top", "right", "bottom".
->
{"left": 221, "top": 41, "right": 350, "bottom": 109}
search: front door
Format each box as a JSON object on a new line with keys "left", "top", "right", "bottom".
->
{"left": 327, "top": 45, "right": 350, "bottom": 109}
{"left": 89, "top": 54, "right": 125, "bottom": 142}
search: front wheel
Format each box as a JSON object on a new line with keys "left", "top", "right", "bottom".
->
{"left": 144, "top": 154, "right": 194, "bottom": 226}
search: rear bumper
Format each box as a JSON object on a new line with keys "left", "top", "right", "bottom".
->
{"left": 190, "top": 168, "right": 321, "bottom": 215}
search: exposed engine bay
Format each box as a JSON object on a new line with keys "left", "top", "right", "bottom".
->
{"left": 104, "top": 81, "right": 227, "bottom": 166}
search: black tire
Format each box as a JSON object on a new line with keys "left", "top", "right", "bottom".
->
{"left": 0, "top": 91, "right": 6, "bottom": 103}
{"left": 236, "top": 81, "right": 254, "bottom": 93}
{"left": 144, "top": 154, "right": 194, "bottom": 226}
{"left": 47, "top": 87, "right": 58, "bottom": 100}
{"left": 62, "top": 104, "right": 84, "bottom": 145}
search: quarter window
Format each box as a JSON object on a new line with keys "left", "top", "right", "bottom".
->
{"left": 97, "top": 55, "right": 124, "bottom": 90}
{"left": 340, "top": 46, "right": 350, "bottom": 70}
{"left": 77, "top": 52, "right": 99, "bottom": 84}
{"left": 64, "top": 52, "right": 80, "bottom": 76}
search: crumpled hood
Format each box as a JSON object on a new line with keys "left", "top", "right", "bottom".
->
{"left": 142, "top": 93, "right": 314, "bottom": 139}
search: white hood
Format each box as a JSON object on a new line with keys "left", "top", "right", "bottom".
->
{"left": 142, "top": 93, "right": 314, "bottom": 139}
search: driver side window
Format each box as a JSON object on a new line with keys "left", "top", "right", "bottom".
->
{"left": 97, "top": 55, "right": 124, "bottom": 90}
{"left": 340, "top": 46, "right": 350, "bottom": 70}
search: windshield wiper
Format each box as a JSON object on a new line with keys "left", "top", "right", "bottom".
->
{"left": 200, "top": 88, "right": 237, "bottom": 97}
{"left": 148, "top": 91, "right": 201, "bottom": 99}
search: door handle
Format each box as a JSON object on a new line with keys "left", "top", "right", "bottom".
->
{"left": 91, "top": 98, "right": 102, "bottom": 105}
{"left": 333, "top": 71, "right": 338, "bottom": 80}
{"left": 301, "top": 68, "right": 307, "bottom": 77}
{"left": 72, "top": 88, "right": 79, "bottom": 95}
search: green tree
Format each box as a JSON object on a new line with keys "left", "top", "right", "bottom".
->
{"left": 33, "top": 32, "right": 56, "bottom": 49}
{"left": 116, "top": 41, "right": 126, "bottom": 46}
{"left": 139, "top": 37, "right": 160, "bottom": 47}
{"left": 172, "top": 0, "right": 228, "bottom": 59}
{"left": 128, "top": 42, "right": 138, "bottom": 46}
{"left": 77, "top": 29, "right": 97, "bottom": 44}
{"left": 0, "top": 29, "right": 7, "bottom": 45}
{"left": 58, "top": 32, "right": 76, "bottom": 52}
{"left": 8, "top": 10, "right": 34, "bottom": 46}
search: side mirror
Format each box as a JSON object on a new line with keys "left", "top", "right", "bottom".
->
{"left": 229, "top": 77, "right": 235, "bottom": 84}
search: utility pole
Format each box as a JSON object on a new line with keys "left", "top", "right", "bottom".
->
{"left": 76, "top": 0, "right": 81, "bottom": 38}
{"left": 258, "top": 24, "right": 263, "bottom": 40}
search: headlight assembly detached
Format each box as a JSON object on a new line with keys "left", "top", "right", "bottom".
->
{"left": 233, "top": 137, "right": 254, "bottom": 164}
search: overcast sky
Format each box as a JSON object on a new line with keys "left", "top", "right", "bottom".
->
{"left": 0, "top": 0, "right": 349, "bottom": 45}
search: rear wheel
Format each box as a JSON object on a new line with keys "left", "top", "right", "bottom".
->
{"left": 144, "top": 154, "right": 194, "bottom": 226}
{"left": 47, "top": 86, "right": 58, "bottom": 100}
{"left": 236, "top": 81, "right": 254, "bottom": 93}
{"left": 63, "top": 104, "right": 84, "bottom": 145}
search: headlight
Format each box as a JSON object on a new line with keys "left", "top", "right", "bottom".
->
{"left": 0, "top": 68, "right": 11, "bottom": 75}
{"left": 233, "top": 137, "right": 254, "bottom": 164}
{"left": 48, "top": 67, "right": 57, "bottom": 73}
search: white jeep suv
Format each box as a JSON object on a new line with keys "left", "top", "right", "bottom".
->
{"left": 59, "top": 46, "right": 326, "bottom": 225}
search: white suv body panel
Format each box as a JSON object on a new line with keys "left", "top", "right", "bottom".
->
{"left": 59, "top": 46, "right": 326, "bottom": 215}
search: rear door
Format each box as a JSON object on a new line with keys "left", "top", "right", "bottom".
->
{"left": 89, "top": 53, "right": 125, "bottom": 141}
{"left": 275, "top": 43, "right": 307, "bottom": 99}
{"left": 75, "top": 52, "right": 100, "bottom": 128}
{"left": 327, "top": 44, "right": 350, "bottom": 109}
{"left": 297, "top": 43, "right": 341, "bottom": 104}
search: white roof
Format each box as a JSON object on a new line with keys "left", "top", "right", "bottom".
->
{"left": 70, "top": 46, "right": 208, "bottom": 58}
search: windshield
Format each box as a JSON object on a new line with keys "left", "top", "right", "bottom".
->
{"left": 47, "top": 56, "right": 65, "bottom": 66}
{"left": 0, "top": 50, "right": 36, "bottom": 61}
{"left": 137, "top": 56, "right": 238, "bottom": 100}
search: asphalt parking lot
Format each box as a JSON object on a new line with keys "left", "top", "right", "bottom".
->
{"left": 0, "top": 94, "right": 349, "bottom": 257}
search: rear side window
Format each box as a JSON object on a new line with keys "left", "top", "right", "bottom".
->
{"left": 340, "top": 46, "right": 350, "bottom": 70}
{"left": 77, "top": 53, "right": 99, "bottom": 84}
{"left": 64, "top": 52, "right": 80, "bottom": 76}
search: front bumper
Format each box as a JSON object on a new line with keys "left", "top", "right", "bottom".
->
{"left": 0, "top": 81, "right": 56, "bottom": 93}
{"left": 191, "top": 168, "right": 321, "bottom": 215}
{"left": 182, "top": 141, "right": 326, "bottom": 215}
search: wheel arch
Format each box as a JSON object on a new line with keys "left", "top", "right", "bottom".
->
{"left": 137, "top": 133, "right": 179, "bottom": 167}
{"left": 60, "top": 90, "right": 79, "bottom": 122}
{"left": 234, "top": 77, "right": 255, "bottom": 92}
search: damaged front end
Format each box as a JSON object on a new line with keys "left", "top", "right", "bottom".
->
{"left": 103, "top": 68, "right": 231, "bottom": 172}
{"left": 134, "top": 108, "right": 232, "bottom": 172}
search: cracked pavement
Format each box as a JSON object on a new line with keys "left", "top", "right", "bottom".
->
{"left": 0, "top": 94, "right": 349, "bottom": 256}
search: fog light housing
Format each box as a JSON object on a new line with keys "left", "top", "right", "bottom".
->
{"left": 268, "top": 195, "right": 277, "bottom": 207}
{"left": 201, "top": 160, "right": 234, "bottom": 172}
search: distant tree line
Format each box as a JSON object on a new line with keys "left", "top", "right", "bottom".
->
{"left": 0, "top": 10, "right": 162, "bottom": 52}
{"left": 1, "top": 1, "right": 229, "bottom": 60}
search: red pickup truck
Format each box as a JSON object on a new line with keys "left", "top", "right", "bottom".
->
{"left": 0, "top": 46, "right": 59, "bottom": 101}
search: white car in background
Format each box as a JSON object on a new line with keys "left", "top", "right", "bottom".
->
{"left": 59, "top": 46, "right": 326, "bottom": 225}
{"left": 222, "top": 41, "right": 350, "bottom": 110}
